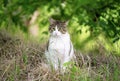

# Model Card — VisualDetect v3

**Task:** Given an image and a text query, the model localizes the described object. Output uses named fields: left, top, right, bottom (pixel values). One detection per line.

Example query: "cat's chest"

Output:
left=47, top=33, right=71, bottom=55
left=49, top=38, right=66, bottom=50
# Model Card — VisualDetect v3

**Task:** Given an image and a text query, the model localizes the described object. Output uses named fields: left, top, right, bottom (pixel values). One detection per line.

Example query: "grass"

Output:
left=0, top=29, right=120, bottom=81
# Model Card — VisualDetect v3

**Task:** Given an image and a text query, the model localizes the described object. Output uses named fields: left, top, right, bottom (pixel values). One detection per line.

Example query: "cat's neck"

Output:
left=50, top=32, right=70, bottom=39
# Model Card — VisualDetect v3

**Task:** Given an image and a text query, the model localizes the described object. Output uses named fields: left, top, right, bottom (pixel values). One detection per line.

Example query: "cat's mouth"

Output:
left=54, top=35, right=60, bottom=37
left=53, top=33, right=61, bottom=37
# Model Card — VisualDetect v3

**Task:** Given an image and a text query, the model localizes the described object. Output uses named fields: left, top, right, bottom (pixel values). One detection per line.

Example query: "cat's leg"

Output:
left=45, top=51, right=55, bottom=71
left=54, top=64, right=58, bottom=70
left=50, top=57, right=59, bottom=71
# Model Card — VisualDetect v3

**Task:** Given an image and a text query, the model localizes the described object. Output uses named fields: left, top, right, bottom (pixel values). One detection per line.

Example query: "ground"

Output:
left=0, top=30, right=120, bottom=81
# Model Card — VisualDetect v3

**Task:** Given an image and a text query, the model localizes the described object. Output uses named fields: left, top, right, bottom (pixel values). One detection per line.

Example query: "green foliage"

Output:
left=0, top=0, right=120, bottom=54
left=0, top=0, right=120, bottom=41
left=63, top=61, right=92, bottom=81
left=0, top=0, right=119, bottom=54
left=22, top=53, right=28, bottom=65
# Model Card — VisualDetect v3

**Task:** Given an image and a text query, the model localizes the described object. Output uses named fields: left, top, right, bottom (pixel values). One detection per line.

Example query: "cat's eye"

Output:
left=58, top=27, right=61, bottom=31
left=63, top=27, right=66, bottom=31
left=52, top=27, right=55, bottom=30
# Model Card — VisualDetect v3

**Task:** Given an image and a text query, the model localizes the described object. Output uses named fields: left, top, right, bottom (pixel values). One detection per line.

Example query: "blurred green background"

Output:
left=0, top=0, right=120, bottom=54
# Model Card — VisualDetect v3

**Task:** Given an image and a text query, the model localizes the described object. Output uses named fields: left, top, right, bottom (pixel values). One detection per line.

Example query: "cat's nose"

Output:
left=55, top=32, right=59, bottom=36
left=55, top=33, right=58, bottom=36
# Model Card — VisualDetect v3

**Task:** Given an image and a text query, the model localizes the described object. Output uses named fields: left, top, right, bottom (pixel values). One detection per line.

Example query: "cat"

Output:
left=45, top=18, right=75, bottom=71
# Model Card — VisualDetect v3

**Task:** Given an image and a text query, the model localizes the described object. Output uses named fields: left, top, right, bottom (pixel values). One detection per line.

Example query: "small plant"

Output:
left=22, top=53, right=28, bottom=65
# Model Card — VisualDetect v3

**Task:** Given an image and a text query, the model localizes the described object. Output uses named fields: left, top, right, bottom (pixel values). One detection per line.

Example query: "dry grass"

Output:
left=0, top=30, right=120, bottom=81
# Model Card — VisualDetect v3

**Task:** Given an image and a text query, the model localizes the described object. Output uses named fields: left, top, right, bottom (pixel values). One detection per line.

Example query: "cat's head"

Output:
left=49, top=18, right=68, bottom=37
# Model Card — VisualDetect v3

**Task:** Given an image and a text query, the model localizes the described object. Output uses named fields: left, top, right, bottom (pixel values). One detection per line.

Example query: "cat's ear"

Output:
left=49, top=18, right=55, bottom=24
left=64, top=20, right=69, bottom=26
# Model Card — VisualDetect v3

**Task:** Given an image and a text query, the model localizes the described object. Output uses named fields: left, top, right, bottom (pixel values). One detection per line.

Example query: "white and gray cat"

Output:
left=45, top=18, right=75, bottom=71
